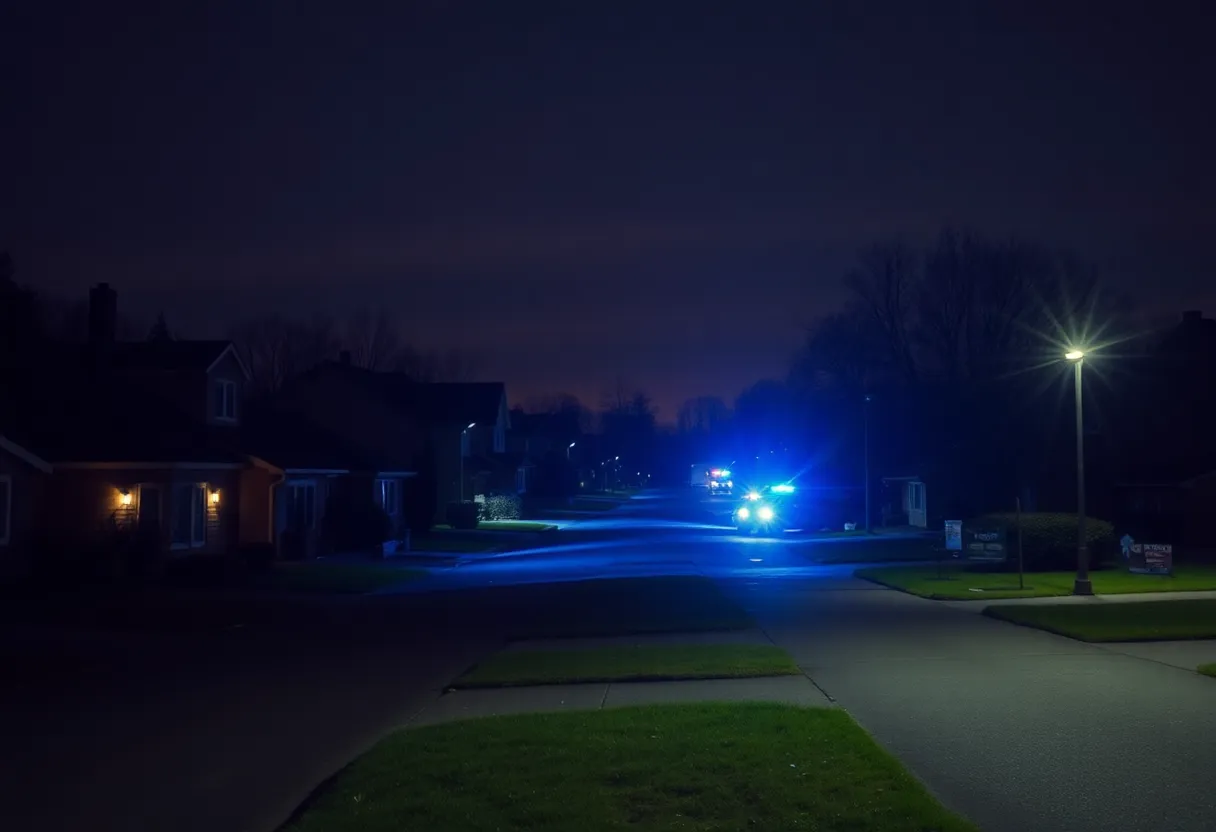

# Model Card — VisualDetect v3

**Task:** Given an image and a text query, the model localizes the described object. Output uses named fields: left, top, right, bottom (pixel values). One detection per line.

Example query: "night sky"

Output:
left=7, top=2, right=1213, bottom=419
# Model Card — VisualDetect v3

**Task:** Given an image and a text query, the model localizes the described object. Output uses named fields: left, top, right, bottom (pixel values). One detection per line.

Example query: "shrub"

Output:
left=404, top=441, right=439, bottom=534
left=446, top=501, right=480, bottom=529
left=323, top=496, right=391, bottom=553
left=239, top=542, right=277, bottom=573
left=481, top=493, right=522, bottom=521
left=971, top=512, right=1115, bottom=571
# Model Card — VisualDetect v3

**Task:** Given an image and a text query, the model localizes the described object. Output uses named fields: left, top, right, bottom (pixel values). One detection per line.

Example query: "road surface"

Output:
left=3, top=488, right=1213, bottom=832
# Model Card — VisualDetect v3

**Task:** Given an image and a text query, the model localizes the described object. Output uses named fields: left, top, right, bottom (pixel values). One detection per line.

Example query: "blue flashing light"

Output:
left=745, top=491, right=762, bottom=501
left=771, top=484, right=795, bottom=494
left=719, top=469, right=731, bottom=477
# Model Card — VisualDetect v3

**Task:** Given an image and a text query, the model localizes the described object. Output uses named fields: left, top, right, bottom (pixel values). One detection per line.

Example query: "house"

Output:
left=0, top=282, right=404, bottom=577
left=242, top=402, right=416, bottom=559
left=278, top=356, right=512, bottom=519
left=880, top=475, right=928, bottom=528
left=0, top=434, right=52, bottom=579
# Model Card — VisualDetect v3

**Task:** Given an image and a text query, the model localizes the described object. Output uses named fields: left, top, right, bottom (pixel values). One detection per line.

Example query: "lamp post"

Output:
left=863, top=394, right=872, bottom=533
left=567, top=441, right=576, bottom=460
left=1065, top=350, right=1092, bottom=595
left=460, top=422, right=475, bottom=502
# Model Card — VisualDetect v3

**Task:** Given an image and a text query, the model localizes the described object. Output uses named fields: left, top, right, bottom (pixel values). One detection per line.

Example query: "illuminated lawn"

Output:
left=856, top=564, right=1216, bottom=600
left=475, top=521, right=557, bottom=532
left=455, top=644, right=799, bottom=688
left=262, top=563, right=426, bottom=594
left=281, top=704, right=977, bottom=832
left=984, top=599, right=1216, bottom=641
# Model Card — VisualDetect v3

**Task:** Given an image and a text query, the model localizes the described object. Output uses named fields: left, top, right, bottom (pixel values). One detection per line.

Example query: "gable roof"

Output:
left=242, top=403, right=412, bottom=473
left=108, top=340, right=250, bottom=379
left=0, top=434, right=52, bottom=473
left=399, top=382, right=507, bottom=426
left=0, top=364, right=246, bottom=466
left=307, top=362, right=506, bottom=427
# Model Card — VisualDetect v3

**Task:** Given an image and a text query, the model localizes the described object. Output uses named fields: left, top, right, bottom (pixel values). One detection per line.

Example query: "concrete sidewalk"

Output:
left=406, top=627, right=832, bottom=726
left=943, top=587, right=1216, bottom=613
left=731, top=580, right=1216, bottom=832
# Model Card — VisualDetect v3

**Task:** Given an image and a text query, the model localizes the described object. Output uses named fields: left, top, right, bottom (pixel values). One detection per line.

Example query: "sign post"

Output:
left=965, top=526, right=1008, bottom=563
left=1015, top=497, right=1025, bottom=590
left=1122, top=534, right=1174, bottom=576
left=943, top=520, right=963, bottom=579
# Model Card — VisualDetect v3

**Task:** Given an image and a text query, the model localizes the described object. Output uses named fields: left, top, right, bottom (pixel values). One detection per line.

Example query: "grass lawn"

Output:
left=261, top=563, right=426, bottom=594
left=984, top=599, right=1216, bottom=641
left=1199, top=664, right=1216, bottom=678
left=409, top=533, right=501, bottom=554
left=455, top=644, right=800, bottom=688
left=510, top=576, right=755, bottom=639
left=281, top=703, right=976, bottom=832
left=475, top=520, right=557, bottom=532
left=856, top=564, right=1216, bottom=600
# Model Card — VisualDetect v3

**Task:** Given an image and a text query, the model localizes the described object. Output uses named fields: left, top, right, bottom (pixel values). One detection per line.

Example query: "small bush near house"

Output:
left=446, top=500, right=480, bottom=529
left=404, top=441, right=439, bottom=534
left=481, top=493, right=522, bottom=521
left=239, top=542, right=277, bottom=573
left=970, top=512, right=1115, bottom=571
left=324, top=497, right=392, bottom=553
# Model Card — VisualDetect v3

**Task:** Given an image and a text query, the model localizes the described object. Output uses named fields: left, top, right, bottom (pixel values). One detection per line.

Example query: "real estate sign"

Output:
left=1122, top=534, right=1173, bottom=575
left=964, top=526, right=1007, bottom=562
left=945, top=520, right=963, bottom=552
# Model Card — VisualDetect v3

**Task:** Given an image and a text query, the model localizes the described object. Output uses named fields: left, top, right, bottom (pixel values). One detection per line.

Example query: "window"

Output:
left=170, top=483, right=207, bottom=549
left=214, top=379, right=237, bottom=421
left=286, top=482, right=317, bottom=531
left=377, top=479, right=399, bottom=515
left=0, top=475, right=11, bottom=546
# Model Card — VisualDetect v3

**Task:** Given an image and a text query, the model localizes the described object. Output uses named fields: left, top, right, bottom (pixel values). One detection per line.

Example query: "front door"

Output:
left=137, top=485, right=161, bottom=537
left=908, top=482, right=927, bottom=528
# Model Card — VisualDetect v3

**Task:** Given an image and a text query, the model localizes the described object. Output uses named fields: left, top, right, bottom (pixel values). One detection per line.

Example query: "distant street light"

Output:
left=460, top=422, right=476, bottom=502
left=567, top=441, right=576, bottom=460
left=1065, top=349, right=1092, bottom=595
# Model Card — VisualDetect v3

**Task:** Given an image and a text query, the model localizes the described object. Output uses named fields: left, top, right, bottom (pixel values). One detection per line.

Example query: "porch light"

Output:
left=119, top=489, right=132, bottom=506
left=210, top=490, right=221, bottom=505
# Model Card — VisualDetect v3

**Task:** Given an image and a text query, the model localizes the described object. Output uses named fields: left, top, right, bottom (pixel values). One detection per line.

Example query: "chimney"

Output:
left=88, top=282, right=117, bottom=346
left=1182, top=310, right=1202, bottom=324
left=338, top=349, right=352, bottom=366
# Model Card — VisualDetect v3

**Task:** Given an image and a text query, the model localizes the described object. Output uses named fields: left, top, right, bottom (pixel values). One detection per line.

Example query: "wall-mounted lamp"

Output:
left=209, top=490, right=220, bottom=505
left=119, top=489, right=133, bottom=506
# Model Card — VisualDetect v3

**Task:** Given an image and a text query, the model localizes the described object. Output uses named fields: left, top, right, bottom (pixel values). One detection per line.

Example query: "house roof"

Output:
left=242, top=403, right=411, bottom=473
left=310, top=362, right=506, bottom=427
left=398, top=382, right=506, bottom=426
left=0, top=434, right=52, bottom=473
left=0, top=365, right=246, bottom=465
left=108, top=340, right=249, bottom=378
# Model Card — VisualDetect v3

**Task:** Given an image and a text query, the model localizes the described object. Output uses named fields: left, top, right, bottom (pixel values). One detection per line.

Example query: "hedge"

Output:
left=971, top=512, right=1115, bottom=571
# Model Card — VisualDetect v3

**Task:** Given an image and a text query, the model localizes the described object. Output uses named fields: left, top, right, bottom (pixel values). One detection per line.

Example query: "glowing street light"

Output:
left=460, top=422, right=476, bottom=502
left=1065, top=348, right=1092, bottom=595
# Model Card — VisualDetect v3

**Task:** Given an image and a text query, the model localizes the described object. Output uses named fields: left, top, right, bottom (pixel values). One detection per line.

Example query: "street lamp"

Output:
left=460, top=422, right=475, bottom=502
left=1065, top=350, right=1092, bottom=595
left=863, top=394, right=873, bottom=533
left=567, top=441, right=576, bottom=460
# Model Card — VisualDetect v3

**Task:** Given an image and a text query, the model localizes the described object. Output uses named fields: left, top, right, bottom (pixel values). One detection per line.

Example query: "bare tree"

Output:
left=790, top=302, right=879, bottom=396
left=345, top=307, right=401, bottom=370
left=392, top=345, right=480, bottom=382
left=676, top=396, right=730, bottom=435
left=230, top=313, right=339, bottom=394
left=845, top=241, right=921, bottom=384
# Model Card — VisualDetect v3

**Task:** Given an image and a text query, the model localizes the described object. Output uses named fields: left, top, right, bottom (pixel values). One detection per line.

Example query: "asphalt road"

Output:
left=3, top=487, right=1212, bottom=832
